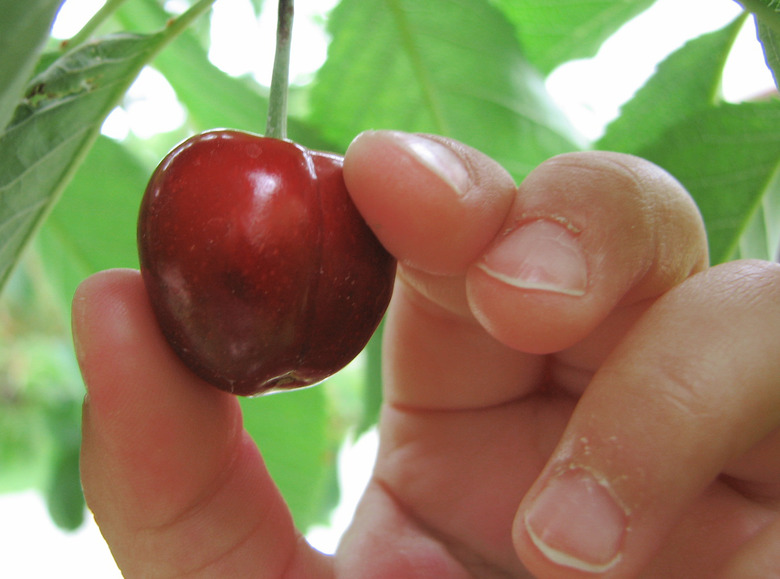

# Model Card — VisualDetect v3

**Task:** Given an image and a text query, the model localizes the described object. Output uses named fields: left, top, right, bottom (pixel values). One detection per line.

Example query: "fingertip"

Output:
left=73, top=269, right=145, bottom=348
left=71, top=269, right=132, bottom=371
left=74, top=268, right=230, bottom=413
left=465, top=151, right=708, bottom=354
left=73, top=269, right=150, bottom=410
left=513, top=466, right=629, bottom=575
left=344, top=130, right=516, bottom=275
left=467, top=218, right=593, bottom=354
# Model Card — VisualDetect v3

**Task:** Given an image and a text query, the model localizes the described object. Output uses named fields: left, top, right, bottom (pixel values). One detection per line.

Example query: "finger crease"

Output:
left=374, top=477, right=519, bottom=579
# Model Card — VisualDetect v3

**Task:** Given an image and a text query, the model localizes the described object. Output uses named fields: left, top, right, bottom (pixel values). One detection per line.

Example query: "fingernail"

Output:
left=477, top=219, right=587, bottom=296
left=389, top=132, right=470, bottom=196
left=524, top=468, right=627, bottom=573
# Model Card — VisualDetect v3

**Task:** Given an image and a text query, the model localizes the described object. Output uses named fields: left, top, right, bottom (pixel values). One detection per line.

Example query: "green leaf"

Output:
left=35, top=135, right=150, bottom=312
left=115, top=0, right=333, bottom=149
left=492, top=0, right=656, bottom=75
left=310, top=0, right=582, bottom=179
left=116, top=0, right=267, bottom=134
left=734, top=2, right=780, bottom=87
left=596, top=13, right=780, bottom=264
left=45, top=445, right=85, bottom=531
left=240, top=386, right=334, bottom=531
left=758, top=19, right=780, bottom=89
left=0, top=0, right=63, bottom=131
left=0, top=397, right=52, bottom=494
left=637, top=101, right=780, bottom=264
left=0, top=35, right=154, bottom=294
left=598, top=16, right=746, bottom=154
left=737, top=0, right=780, bottom=34
left=736, top=160, right=780, bottom=260
left=0, top=1, right=215, bottom=295
left=44, top=397, right=84, bottom=530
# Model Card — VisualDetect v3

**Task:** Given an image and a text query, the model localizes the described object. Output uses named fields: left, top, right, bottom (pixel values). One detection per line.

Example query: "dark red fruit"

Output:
left=137, top=129, right=396, bottom=396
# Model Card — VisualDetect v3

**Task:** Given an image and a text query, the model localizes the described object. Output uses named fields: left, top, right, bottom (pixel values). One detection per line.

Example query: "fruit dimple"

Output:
left=138, top=129, right=396, bottom=396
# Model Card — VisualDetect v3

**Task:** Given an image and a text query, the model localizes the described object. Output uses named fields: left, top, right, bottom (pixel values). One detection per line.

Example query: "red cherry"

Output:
left=137, top=130, right=396, bottom=396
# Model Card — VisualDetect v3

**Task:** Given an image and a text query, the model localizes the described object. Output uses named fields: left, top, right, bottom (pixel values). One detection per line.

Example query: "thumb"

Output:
left=75, top=269, right=330, bottom=578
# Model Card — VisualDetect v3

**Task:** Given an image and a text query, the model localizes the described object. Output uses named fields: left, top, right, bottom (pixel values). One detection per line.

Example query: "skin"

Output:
left=74, top=130, right=780, bottom=578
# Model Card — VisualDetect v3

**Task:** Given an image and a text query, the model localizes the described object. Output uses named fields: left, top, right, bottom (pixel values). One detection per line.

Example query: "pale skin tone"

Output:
left=74, top=130, right=780, bottom=578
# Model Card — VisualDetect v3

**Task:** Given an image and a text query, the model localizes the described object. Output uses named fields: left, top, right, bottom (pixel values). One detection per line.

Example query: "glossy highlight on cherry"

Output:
left=137, top=129, right=396, bottom=396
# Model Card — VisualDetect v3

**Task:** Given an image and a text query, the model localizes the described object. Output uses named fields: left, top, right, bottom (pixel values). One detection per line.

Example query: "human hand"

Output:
left=74, top=131, right=780, bottom=578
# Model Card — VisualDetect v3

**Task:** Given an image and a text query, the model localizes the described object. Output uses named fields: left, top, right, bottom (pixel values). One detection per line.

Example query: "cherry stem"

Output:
left=266, top=0, right=294, bottom=140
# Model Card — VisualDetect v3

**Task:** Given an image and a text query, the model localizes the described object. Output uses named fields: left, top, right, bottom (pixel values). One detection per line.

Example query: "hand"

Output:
left=74, top=131, right=780, bottom=578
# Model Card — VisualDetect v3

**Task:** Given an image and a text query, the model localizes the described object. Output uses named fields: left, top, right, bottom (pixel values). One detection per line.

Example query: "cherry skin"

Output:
left=137, top=129, right=396, bottom=396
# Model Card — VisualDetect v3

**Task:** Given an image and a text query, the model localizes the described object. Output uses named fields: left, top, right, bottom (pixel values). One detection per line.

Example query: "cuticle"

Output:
left=551, top=461, right=633, bottom=517
left=502, top=214, right=582, bottom=239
